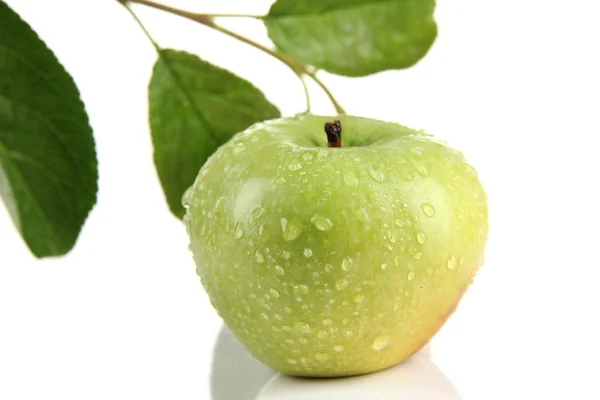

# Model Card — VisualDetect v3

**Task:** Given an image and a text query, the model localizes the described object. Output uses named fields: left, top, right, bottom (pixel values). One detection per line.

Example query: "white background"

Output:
left=1, top=0, right=599, bottom=399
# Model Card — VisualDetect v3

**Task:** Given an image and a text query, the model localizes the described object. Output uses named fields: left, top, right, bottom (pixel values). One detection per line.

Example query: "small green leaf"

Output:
left=149, top=49, right=280, bottom=219
left=264, top=0, right=438, bottom=77
left=0, top=3, right=98, bottom=258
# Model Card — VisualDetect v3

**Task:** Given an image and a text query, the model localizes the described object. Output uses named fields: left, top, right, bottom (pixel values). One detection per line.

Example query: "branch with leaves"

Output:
left=0, top=0, right=438, bottom=258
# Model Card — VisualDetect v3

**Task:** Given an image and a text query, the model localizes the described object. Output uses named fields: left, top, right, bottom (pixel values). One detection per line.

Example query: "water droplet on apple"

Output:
left=303, top=248, right=313, bottom=257
left=368, top=168, right=385, bottom=183
left=447, top=254, right=457, bottom=270
left=295, top=284, right=309, bottom=295
left=318, top=330, right=328, bottom=339
left=407, top=271, right=415, bottom=280
left=255, top=251, right=265, bottom=263
left=282, top=250, right=291, bottom=259
left=281, top=218, right=303, bottom=241
left=353, top=293, right=365, bottom=304
left=269, top=288, right=280, bottom=298
left=315, top=353, right=329, bottom=361
left=341, top=256, right=354, bottom=271
left=416, top=165, right=428, bottom=177
left=393, top=303, right=400, bottom=311
left=274, top=314, right=282, bottom=321
left=302, top=153, right=313, bottom=161
left=311, top=214, right=334, bottom=231
left=416, top=231, right=427, bottom=244
left=322, top=319, right=333, bottom=326
left=413, top=251, right=422, bottom=259
left=275, top=265, right=285, bottom=276
left=299, top=337, right=308, bottom=344
left=295, top=322, right=311, bottom=334
left=421, top=203, right=435, bottom=217
left=410, top=147, right=423, bottom=156
left=234, top=222, right=244, bottom=238
left=288, top=162, right=302, bottom=171
left=282, top=325, right=292, bottom=332
left=285, top=338, right=294, bottom=345
left=287, top=358, right=297, bottom=365
left=233, top=143, right=246, bottom=154
left=345, top=330, right=354, bottom=337
left=333, top=345, right=345, bottom=352
left=261, top=313, right=269, bottom=320
left=401, top=172, right=414, bottom=181
left=395, top=219, right=405, bottom=227
left=343, top=171, right=359, bottom=187
left=381, top=263, right=388, bottom=270
left=284, top=306, right=292, bottom=314
left=275, top=177, right=287, bottom=185
left=459, top=256, right=465, bottom=265
left=325, top=264, right=333, bottom=272
left=380, top=206, right=388, bottom=212
left=251, top=207, right=264, bottom=219
left=372, top=335, right=390, bottom=351
left=300, top=357, right=309, bottom=364
left=335, top=279, right=348, bottom=291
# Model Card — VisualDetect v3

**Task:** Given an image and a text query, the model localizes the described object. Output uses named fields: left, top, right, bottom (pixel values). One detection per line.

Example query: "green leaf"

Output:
left=264, top=0, right=438, bottom=77
left=148, top=49, right=280, bottom=219
left=0, top=3, right=98, bottom=258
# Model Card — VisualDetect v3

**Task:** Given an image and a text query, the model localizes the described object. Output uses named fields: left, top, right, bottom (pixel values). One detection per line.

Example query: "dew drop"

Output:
left=261, top=313, right=269, bottom=320
left=300, top=357, right=309, bottom=364
left=345, top=330, right=354, bottom=337
left=410, top=147, right=423, bottom=156
left=284, top=306, right=293, bottom=314
left=287, top=358, right=297, bottom=365
left=281, top=218, right=303, bottom=241
left=343, top=171, right=359, bottom=187
left=413, top=251, right=422, bottom=260
left=295, top=284, right=308, bottom=295
left=275, top=265, right=285, bottom=276
left=302, top=153, right=314, bottom=161
left=381, top=263, right=388, bottom=270
left=274, top=314, right=282, bottom=320
left=318, top=330, right=328, bottom=339
left=295, top=322, right=311, bottom=334
left=282, top=325, right=292, bottom=332
left=322, top=319, right=333, bottom=326
left=255, top=251, right=265, bottom=263
left=275, top=177, right=287, bottom=185
left=251, top=207, right=264, bottom=219
left=303, top=248, right=313, bottom=257
left=401, top=172, right=414, bottom=181
left=333, top=345, right=345, bottom=352
left=311, top=214, right=334, bottom=231
left=335, top=279, right=349, bottom=291
left=341, top=256, right=354, bottom=272
left=233, top=143, right=246, bottom=154
left=395, top=219, right=405, bottom=227
left=372, top=335, right=390, bottom=351
left=416, top=165, right=428, bottom=177
left=325, top=264, right=333, bottom=273
left=353, top=293, right=365, bottom=304
left=421, top=203, right=436, bottom=217
left=408, top=271, right=415, bottom=281
left=285, top=338, right=295, bottom=345
left=459, top=256, right=465, bottom=265
left=380, top=206, right=388, bottom=212
left=299, top=337, right=308, bottom=344
left=269, top=288, right=280, bottom=298
left=234, top=222, right=244, bottom=238
left=447, top=254, right=457, bottom=270
left=416, top=231, right=427, bottom=244
left=368, top=168, right=385, bottom=183
left=282, top=251, right=291, bottom=259
left=288, top=162, right=302, bottom=171
left=315, top=353, right=330, bottom=361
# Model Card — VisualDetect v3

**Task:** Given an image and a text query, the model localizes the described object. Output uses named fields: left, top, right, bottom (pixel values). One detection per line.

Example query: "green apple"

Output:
left=183, top=115, right=488, bottom=377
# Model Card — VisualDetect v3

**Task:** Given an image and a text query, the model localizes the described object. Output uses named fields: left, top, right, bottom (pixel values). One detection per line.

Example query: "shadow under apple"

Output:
left=211, top=324, right=454, bottom=400
left=210, top=325, right=277, bottom=400
left=256, top=350, right=460, bottom=400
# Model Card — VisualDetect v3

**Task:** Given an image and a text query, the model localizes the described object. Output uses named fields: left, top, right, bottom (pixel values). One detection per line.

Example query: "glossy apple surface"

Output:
left=183, top=115, right=488, bottom=377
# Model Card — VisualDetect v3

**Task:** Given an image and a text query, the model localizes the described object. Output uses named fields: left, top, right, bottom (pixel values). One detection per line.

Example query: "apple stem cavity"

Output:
left=325, top=120, right=342, bottom=148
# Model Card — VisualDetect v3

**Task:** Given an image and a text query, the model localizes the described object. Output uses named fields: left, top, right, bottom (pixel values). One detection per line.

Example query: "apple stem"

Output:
left=325, top=120, right=342, bottom=148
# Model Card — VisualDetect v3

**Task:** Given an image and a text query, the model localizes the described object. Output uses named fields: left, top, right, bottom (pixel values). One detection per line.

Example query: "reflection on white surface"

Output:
left=257, top=351, right=460, bottom=400
left=211, top=324, right=455, bottom=400
left=211, top=326, right=276, bottom=400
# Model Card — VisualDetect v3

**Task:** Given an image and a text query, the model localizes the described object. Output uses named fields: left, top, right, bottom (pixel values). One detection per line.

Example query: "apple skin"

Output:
left=183, top=115, right=488, bottom=377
